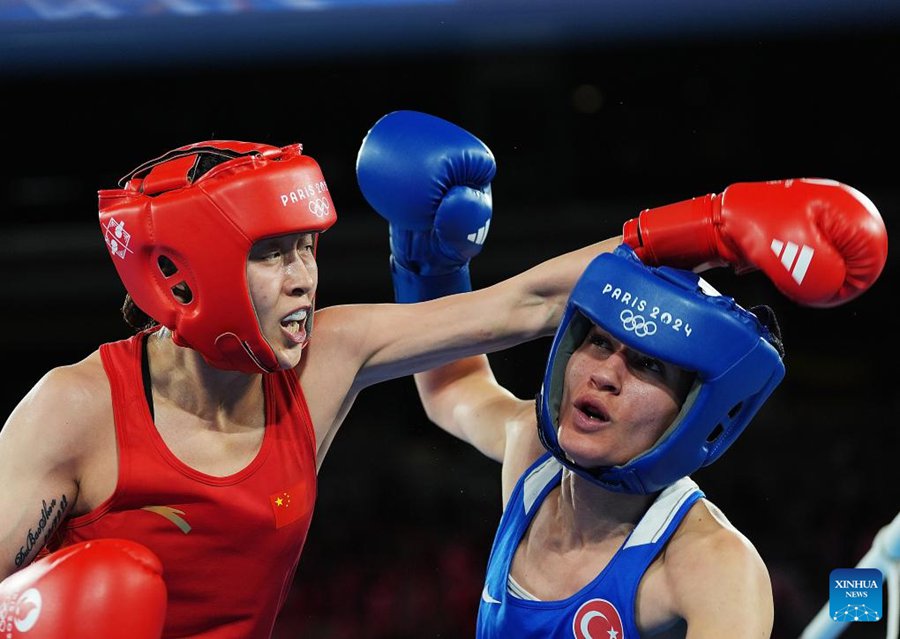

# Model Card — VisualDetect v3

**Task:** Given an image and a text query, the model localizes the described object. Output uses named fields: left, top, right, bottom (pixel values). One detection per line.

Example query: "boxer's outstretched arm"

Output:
left=321, top=235, right=623, bottom=391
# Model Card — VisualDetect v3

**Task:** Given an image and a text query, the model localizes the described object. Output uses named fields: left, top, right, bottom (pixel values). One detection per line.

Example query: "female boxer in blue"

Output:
left=359, top=113, right=887, bottom=638
left=409, top=246, right=784, bottom=638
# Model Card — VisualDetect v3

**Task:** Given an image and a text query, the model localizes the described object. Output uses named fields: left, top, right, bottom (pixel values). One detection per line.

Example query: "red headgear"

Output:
left=98, top=140, right=337, bottom=373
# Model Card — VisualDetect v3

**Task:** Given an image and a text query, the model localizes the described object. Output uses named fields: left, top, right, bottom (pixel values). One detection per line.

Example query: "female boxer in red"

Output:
left=0, top=115, right=623, bottom=639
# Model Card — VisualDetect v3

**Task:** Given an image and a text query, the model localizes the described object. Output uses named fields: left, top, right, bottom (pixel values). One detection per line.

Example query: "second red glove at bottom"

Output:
left=0, top=538, right=167, bottom=639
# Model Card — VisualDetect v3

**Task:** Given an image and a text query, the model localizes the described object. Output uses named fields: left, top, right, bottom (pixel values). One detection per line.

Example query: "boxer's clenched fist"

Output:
left=0, top=539, right=166, bottom=638
left=357, top=110, right=495, bottom=303
left=623, top=179, right=888, bottom=307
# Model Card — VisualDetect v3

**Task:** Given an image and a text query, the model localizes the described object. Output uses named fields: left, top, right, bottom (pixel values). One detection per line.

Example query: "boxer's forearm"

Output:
left=495, top=235, right=623, bottom=337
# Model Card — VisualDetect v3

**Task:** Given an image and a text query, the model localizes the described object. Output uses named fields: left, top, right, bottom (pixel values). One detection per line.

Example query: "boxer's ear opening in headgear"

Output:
left=154, top=255, right=193, bottom=305
left=157, top=256, right=178, bottom=277
left=536, top=244, right=786, bottom=494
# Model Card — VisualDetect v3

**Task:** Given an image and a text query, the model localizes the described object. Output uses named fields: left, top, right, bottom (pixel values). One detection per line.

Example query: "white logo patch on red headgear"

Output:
left=572, top=598, right=624, bottom=639
left=103, top=217, right=133, bottom=260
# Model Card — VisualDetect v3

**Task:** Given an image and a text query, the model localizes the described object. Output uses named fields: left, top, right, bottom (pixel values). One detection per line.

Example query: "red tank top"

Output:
left=54, top=331, right=317, bottom=638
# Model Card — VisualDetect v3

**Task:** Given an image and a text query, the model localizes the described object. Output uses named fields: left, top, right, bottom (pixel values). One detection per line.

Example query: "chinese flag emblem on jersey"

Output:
left=269, top=482, right=309, bottom=529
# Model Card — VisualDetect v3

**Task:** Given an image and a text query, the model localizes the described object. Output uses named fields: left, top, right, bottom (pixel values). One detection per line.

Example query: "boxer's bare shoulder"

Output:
left=18, top=349, right=113, bottom=449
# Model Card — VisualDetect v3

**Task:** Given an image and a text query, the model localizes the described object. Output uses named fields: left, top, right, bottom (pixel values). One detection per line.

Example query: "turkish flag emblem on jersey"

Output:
left=269, top=482, right=312, bottom=529
left=572, top=598, right=625, bottom=639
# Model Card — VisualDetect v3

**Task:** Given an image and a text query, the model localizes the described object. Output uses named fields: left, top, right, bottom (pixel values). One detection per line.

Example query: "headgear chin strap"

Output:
left=536, top=244, right=785, bottom=494
left=98, top=140, right=337, bottom=373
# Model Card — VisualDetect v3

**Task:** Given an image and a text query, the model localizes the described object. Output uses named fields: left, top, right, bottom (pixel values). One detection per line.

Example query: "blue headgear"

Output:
left=536, top=244, right=785, bottom=494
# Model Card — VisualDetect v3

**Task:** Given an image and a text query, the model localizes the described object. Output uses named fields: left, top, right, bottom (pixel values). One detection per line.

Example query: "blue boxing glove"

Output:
left=356, top=110, right=495, bottom=302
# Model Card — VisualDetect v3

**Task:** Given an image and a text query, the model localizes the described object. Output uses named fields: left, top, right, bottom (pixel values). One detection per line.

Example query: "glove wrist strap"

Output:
left=391, top=256, right=472, bottom=303
left=625, top=194, right=728, bottom=269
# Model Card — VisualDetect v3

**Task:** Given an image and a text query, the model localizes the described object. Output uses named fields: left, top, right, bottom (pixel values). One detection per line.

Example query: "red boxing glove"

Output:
left=623, top=179, right=889, bottom=307
left=0, top=539, right=166, bottom=639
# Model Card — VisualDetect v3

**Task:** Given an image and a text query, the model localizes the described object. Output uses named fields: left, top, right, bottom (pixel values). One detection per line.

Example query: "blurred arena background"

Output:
left=2, top=1, right=899, bottom=637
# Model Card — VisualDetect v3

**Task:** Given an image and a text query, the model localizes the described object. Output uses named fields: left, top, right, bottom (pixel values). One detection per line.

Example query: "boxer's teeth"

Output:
left=281, top=309, right=308, bottom=335
left=281, top=309, right=308, bottom=326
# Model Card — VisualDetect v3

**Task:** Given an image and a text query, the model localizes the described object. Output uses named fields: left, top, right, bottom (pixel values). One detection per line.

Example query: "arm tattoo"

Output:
left=14, top=495, right=70, bottom=568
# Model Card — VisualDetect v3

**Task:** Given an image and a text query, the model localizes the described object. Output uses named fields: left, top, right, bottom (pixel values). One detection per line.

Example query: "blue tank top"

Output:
left=477, top=452, right=704, bottom=639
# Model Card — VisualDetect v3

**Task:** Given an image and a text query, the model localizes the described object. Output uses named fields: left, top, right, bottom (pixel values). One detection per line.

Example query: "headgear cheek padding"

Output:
left=98, top=140, right=337, bottom=373
left=537, top=244, right=785, bottom=494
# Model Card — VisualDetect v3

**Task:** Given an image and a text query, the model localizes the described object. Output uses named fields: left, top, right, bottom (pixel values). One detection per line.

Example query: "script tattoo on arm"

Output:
left=13, top=494, right=70, bottom=568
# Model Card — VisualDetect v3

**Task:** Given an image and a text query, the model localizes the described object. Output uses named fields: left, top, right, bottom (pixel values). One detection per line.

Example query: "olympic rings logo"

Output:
left=308, top=198, right=330, bottom=218
left=620, top=309, right=657, bottom=337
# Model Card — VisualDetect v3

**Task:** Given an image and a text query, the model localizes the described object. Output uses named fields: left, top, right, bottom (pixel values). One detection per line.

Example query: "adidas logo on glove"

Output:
left=468, top=220, right=491, bottom=246
left=770, top=238, right=814, bottom=285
